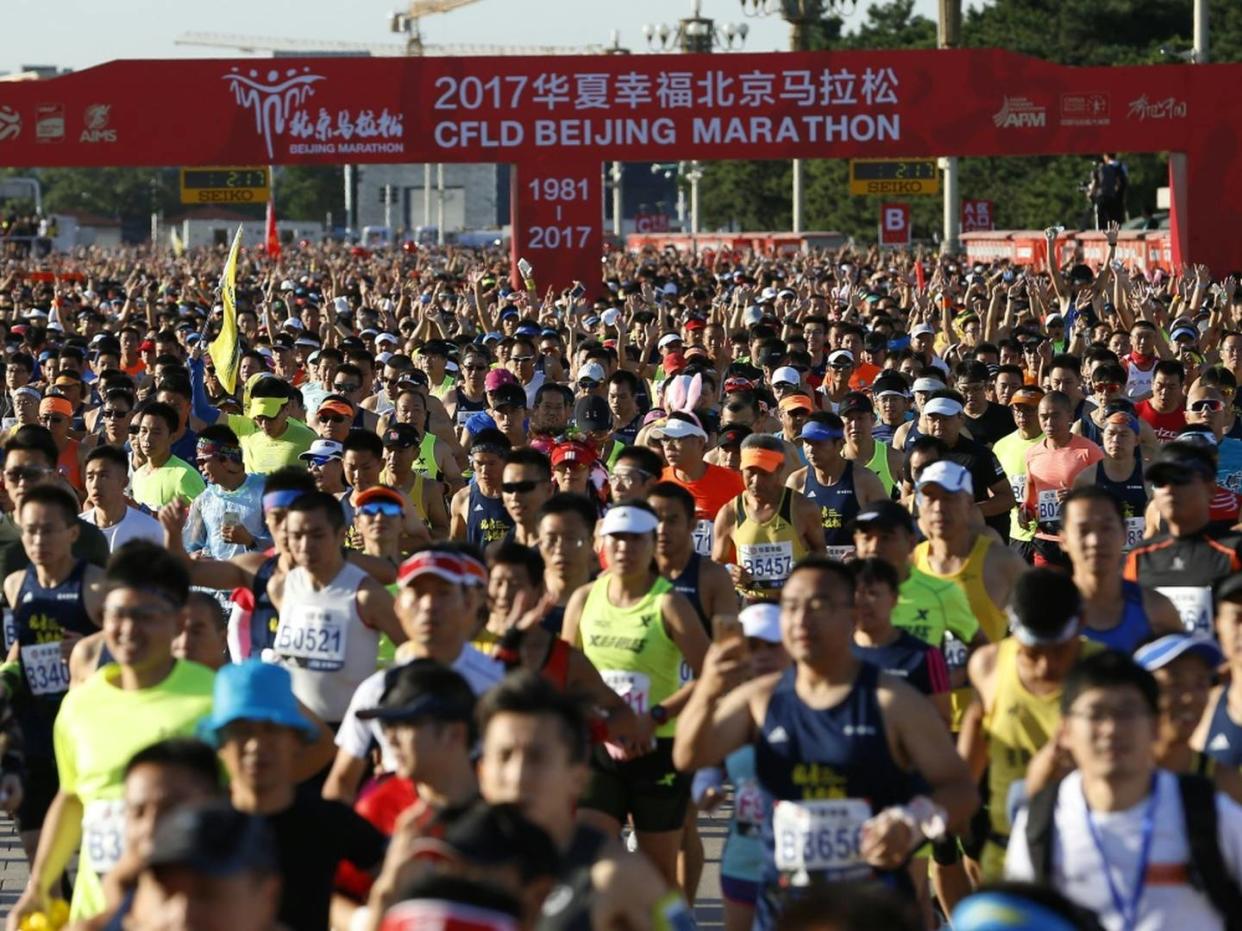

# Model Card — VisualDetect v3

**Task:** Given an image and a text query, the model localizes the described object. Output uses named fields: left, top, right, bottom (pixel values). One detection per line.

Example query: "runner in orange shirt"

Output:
left=659, top=412, right=744, bottom=559
left=1022, top=390, right=1104, bottom=568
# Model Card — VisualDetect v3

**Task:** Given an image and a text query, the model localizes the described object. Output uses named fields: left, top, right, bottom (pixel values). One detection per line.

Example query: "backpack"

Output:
left=1025, top=772, right=1242, bottom=931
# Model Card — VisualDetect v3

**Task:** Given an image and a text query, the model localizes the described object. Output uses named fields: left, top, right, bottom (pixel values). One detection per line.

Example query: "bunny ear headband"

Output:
left=663, top=373, right=703, bottom=415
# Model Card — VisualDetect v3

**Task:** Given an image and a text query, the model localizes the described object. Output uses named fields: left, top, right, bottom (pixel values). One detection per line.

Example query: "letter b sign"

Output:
left=879, top=203, right=911, bottom=246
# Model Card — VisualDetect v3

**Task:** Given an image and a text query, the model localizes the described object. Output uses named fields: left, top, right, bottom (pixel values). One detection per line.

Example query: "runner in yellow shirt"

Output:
left=7, top=541, right=215, bottom=926
left=240, top=388, right=316, bottom=475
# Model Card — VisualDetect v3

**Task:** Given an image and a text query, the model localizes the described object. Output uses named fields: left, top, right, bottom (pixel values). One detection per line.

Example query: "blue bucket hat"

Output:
left=200, top=660, right=318, bottom=744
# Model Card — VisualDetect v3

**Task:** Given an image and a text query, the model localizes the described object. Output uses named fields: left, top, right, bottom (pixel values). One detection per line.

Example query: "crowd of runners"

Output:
left=0, top=220, right=1237, bottom=931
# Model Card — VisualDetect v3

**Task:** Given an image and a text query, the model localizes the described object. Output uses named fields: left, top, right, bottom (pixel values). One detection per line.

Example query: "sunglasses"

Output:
left=501, top=480, right=539, bottom=494
left=3, top=466, right=48, bottom=483
left=465, top=364, right=489, bottom=373
left=1093, top=382, right=1121, bottom=393
left=1151, top=473, right=1200, bottom=488
left=1190, top=399, right=1225, bottom=412
left=39, top=415, right=66, bottom=425
left=359, top=501, right=403, bottom=517
left=511, top=355, right=535, bottom=363
left=333, top=383, right=361, bottom=393
left=318, top=413, right=347, bottom=425
left=101, top=408, right=131, bottom=419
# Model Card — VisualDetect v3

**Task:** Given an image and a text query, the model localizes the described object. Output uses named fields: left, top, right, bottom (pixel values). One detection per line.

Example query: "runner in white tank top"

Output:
left=267, top=492, right=406, bottom=724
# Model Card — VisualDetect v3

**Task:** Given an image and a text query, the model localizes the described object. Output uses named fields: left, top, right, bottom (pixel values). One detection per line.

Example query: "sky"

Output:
left=2, top=0, right=956, bottom=73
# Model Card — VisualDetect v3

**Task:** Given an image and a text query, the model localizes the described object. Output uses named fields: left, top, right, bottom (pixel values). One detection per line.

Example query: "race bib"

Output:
left=82, top=798, right=126, bottom=875
left=826, top=545, right=855, bottom=562
left=692, top=519, right=714, bottom=557
left=773, top=798, right=871, bottom=877
left=735, top=778, right=766, bottom=837
left=274, top=605, right=347, bottom=670
left=1124, top=517, right=1145, bottom=551
left=1036, top=489, right=1062, bottom=527
left=738, top=541, right=795, bottom=585
left=942, top=631, right=968, bottom=671
left=1157, top=586, right=1214, bottom=637
left=1009, top=472, right=1026, bottom=501
left=21, top=642, right=69, bottom=696
left=601, top=669, right=652, bottom=716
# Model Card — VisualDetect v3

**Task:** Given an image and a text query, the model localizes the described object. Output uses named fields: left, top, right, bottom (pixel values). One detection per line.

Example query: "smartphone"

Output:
left=517, top=258, right=533, bottom=278
left=569, top=283, right=586, bottom=299
left=712, top=613, right=745, bottom=646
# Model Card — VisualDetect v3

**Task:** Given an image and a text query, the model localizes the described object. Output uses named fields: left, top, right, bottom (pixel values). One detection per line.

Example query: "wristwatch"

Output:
left=650, top=705, right=670, bottom=726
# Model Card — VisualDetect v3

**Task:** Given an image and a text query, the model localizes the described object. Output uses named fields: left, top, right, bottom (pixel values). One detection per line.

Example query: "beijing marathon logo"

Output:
left=224, top=66, right=405, bottom=157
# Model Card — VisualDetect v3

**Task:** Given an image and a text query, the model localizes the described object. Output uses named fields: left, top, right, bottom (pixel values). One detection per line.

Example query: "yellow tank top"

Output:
left=733, top=488, right=808, bottom=600
left=913, top=534, right=1009, bottom=643
left=984, top=637, right=1066, bottom=839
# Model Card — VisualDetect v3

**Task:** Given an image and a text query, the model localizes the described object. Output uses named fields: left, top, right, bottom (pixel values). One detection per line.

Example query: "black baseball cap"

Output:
left=1145, top=441, right=1217, bottom=486
left=573, top=394, right=612, bottom=434
left=719, top=424, right=753, bottom=448
left=146, top=802, right=278, bottom=877
left=853, top=499, right=915, bottom=535
left=383, top=423, right=420, bottom=449
left=357, top=659, right=476, bottom=725
left=489, top=383, right=527, bottom=410
left=838, top=391, right=874, bottom=417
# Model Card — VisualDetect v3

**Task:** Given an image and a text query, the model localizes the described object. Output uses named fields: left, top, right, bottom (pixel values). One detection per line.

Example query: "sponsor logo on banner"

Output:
left=223, top=66, right=404, bottom=159
left=80, top=104, right=117, bottom=143
left=34, top=105, right=64, bottom=143
left=879, top=203, right=911, bottom=247
left=992, top=96, right=1046, bottom=129
left=1060, top=93, right=1110, bottom=126
left=1127, top=94, right=1188, bottom=121
left=0, top=107, right=19, bottom=142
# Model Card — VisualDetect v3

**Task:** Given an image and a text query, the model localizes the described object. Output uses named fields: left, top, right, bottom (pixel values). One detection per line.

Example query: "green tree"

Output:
left=275, top=165, right=345, bottom=223
left=38, top=168, right=180, bottom=222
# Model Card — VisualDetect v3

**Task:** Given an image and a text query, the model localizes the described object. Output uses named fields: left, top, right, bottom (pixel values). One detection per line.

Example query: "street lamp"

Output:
left=652, top=161, right=704, bottom=233
left=739, top=0, right=857, bottom=234
left=643, top=1, right=749, bottom=54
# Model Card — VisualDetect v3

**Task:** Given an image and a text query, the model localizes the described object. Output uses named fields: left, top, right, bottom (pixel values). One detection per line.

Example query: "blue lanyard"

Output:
left=1083, top=776, right=1159, bottom=931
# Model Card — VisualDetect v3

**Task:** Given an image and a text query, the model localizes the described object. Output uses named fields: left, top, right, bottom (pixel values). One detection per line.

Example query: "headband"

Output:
left=196, top=439, right=243, bottom=463
left=800, top=422, right=844, bottom=443
left=39, top=396, right=72, bottom=418
left=740, top=448, right=785, bottom=474
left=1007, top=608, right=1080, bottom=647
left=262, top=490, right=305, bottom=512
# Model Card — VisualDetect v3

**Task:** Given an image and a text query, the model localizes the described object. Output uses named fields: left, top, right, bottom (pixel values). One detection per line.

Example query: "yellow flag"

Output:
left=209, top=225, right=243, bottom=395
left=169, top=226, right=185, bottom=257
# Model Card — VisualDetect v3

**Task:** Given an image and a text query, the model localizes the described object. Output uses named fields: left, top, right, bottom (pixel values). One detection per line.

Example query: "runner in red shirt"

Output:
left=1135, top=359, right=1188, bottom=443
left=659, top=412, right=743, bottom=558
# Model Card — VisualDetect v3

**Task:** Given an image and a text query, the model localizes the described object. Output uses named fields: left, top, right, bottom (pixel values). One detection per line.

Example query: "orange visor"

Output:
left=39, top=397, right=72, bottom=418
left=740, top=448, right=784, bottom=474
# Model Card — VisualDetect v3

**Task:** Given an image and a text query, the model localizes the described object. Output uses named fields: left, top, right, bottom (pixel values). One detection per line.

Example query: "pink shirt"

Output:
left=1024, top=435, right=1105, bottom=539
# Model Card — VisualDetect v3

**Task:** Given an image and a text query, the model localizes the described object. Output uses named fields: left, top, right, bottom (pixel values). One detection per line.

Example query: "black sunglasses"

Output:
left=501, top=480, right=539, bottom=494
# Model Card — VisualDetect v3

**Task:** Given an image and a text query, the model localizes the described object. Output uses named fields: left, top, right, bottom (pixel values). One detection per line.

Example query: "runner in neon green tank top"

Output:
left=561, top=502, right=710, bottom=889
left=841, top=392, right=905, bottom=497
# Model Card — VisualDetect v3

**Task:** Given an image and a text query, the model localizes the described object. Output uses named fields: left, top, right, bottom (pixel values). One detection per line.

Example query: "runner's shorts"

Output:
left=579, top=737, right=689, bottom=832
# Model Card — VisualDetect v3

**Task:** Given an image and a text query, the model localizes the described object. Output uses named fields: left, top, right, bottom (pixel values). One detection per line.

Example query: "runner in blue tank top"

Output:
left=1202, top=576, right=1242, bottom=765
left=450, top=429, right=514, bottom=549
left=787, top=413, right=887, bottom=562
left=674, top=555, right=978, bottom=931
left=3, top=485, right=105, bottom=854
left=1061, top=487, right=1182, bottom=653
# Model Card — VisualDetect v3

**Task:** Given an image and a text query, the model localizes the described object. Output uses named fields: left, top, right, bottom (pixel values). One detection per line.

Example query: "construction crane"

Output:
left=174, top=31, right=607, bottom=57
left=391, top=0, right=484, bottom=55
left=176, top=0, right=610, bottom=58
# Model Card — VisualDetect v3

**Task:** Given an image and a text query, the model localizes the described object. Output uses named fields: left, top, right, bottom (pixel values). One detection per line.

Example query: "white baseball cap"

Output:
left=659, top=416, right=708, bottom=440
left=912, top=377, right=946, bottom=393
left=740, top=603, right=782, bottom=643
left=916, top=460, right=974, bottom=496
left=924, top=397, right=964, bottom=417
left=828, top=349, right=854, bottom=366
left=743, top=306, right=764, bottom=326
left=658, top=333, right=683, bottom=350
left=772, top=366, right=801, bottom=387
left=601, top=308, right=620, bottom=327
left=579, top=361, right=607, bottom=384
left=910, top=323, right=936, bottom=338
left=600, top=505, right=659, bottom=536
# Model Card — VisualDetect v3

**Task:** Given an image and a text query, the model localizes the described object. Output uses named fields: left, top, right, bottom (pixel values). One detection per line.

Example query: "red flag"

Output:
left=265, top=198, right=281, bottom=258
left=914, top=259, right=926, bottom=291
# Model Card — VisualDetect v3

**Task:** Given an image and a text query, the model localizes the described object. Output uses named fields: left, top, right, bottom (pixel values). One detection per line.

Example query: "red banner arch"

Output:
left=0, top=48, right=1232, bottom=290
